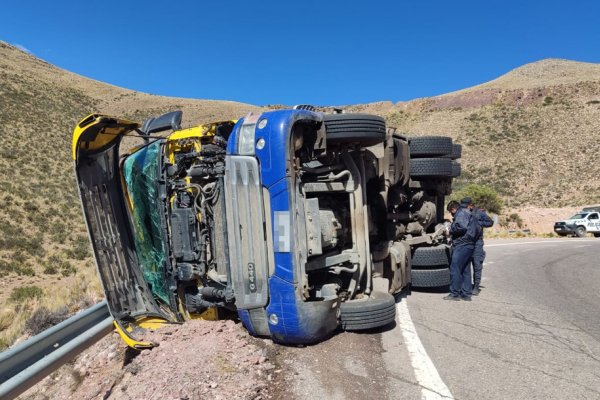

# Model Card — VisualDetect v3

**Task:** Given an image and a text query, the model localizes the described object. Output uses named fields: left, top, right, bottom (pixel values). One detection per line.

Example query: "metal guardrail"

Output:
left=0, top=301, right=113, bottom=400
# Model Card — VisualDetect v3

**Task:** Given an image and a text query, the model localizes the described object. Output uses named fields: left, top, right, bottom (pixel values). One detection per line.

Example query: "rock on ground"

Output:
left=19, top=319, right=277, bottom=400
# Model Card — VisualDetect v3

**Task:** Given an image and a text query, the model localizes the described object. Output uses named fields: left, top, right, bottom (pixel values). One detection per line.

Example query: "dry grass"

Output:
left=0, top=40, right=261, bottom=349
left=0, top=262, right=102, bottom=349
left=348, top=60, right=600, bottom=208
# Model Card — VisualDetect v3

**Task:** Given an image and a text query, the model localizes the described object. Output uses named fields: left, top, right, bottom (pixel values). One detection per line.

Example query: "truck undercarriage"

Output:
left=72, top=108, right=461, bottom=346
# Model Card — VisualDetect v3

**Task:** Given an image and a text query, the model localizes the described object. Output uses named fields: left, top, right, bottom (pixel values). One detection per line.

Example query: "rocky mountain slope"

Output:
left=351, top=59, right=600, bottom=208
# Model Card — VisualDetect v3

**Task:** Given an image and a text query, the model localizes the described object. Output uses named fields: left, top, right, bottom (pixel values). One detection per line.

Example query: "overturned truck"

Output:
left=72, top=108, right=461, bottom=347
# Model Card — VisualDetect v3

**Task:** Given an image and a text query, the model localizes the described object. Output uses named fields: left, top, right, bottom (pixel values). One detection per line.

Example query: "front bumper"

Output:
left=554, top=223, right=576, bottom=234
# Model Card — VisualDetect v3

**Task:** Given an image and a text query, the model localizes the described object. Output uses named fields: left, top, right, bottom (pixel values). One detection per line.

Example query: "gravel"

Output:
left=19, top=319, right=278, bottom=400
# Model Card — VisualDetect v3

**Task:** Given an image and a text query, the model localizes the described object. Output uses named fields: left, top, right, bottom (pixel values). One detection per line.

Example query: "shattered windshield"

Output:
left=123, top=140, right=171, bottom=305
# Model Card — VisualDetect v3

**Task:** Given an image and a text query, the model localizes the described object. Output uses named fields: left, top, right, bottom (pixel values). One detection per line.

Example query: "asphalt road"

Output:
left=274, top=238, right=600, bottom=399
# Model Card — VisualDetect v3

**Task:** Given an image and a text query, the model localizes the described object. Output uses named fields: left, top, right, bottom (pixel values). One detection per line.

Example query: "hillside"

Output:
left=0, top=41, right=261, bottom=348
left=1, top=41, right=599, bottom=348
left=377, top=59, right=600, bottom=207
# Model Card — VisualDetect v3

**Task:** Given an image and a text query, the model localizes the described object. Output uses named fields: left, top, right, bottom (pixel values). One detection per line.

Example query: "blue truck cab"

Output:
left=225, top=109, right=340, bottom=343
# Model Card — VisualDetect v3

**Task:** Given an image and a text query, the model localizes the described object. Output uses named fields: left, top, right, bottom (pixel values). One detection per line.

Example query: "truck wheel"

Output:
left=451, top=161, right=461, bottom=177
left=594, top=233, right=600, bottom=238
left=575, top=226, right=586, bottom=237
left=411, top=268, right=451, bottom=288
left=409, top=136, right=453, bottom=157
left=340, top=291, right=396, bottom=331
left=323, top=114, right=386, bottom=146
left=409, top=158, right=452, bottom=179
left=445, top=143, right=462, bottom=159
left=411, top=244, right=451, bottom=267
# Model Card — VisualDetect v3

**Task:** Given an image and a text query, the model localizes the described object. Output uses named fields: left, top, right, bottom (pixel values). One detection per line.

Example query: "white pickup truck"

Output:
left=554, top=207, right=600, bottom=237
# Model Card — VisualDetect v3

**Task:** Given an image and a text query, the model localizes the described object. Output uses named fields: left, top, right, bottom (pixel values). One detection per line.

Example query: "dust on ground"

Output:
left=19, top=319, right=279, bottom=400
left=505, top=206, right=583, bottom=234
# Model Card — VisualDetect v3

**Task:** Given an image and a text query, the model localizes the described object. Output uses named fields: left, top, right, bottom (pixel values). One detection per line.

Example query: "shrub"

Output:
left=498, top=213, right=525, bottom=229
left=0, top=261, right=10, bottom=277
left=0, top=310, right=15, bottom=331
left=25, top=306, right=70, bottom=335
left=0, top=259, right=36, bottom=277
left=507, top=213, right=524, bottom=228
left=43, top=264, right=58, bottom=274
left=44, top=255, right=77, bottom=276
left=451, top=184, right=503, bottom=214
left=9, top=286, right=44, bottom=302
left=23, top=201, right=39, bottom=213
left=50, top=222, right=69, bottom=244
left=67, top=235, right=91, bottom=260
left=61, top=261, right=77, bottom=277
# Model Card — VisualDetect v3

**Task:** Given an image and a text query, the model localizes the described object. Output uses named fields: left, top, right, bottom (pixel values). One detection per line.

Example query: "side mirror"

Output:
left=140, top=111, right=183, bottom=135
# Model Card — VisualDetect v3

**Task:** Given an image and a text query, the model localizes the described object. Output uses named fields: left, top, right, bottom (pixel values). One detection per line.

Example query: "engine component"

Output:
left=185, top=292, right=223, bottom=312
left=188, top=162, right=225, bottom=177
left=413, top=200, right=436, bottom=228
left=305, top=197, right=349, bottom=256
left=177, top=262, right=205, bottom=281
left=319, top=208, right=343, bottom=250
left=389, top=137, right=410, bottom=186
left=170, top=207, right=198, bottom=262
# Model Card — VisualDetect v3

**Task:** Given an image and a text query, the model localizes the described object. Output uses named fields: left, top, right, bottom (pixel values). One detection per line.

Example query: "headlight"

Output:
left=237, top=115, right=260, bottom=155
left=238, top=122, right=256, bottom=155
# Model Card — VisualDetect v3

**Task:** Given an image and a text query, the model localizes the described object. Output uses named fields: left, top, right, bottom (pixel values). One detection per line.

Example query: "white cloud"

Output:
left=13, top=43, right=34, bottom=55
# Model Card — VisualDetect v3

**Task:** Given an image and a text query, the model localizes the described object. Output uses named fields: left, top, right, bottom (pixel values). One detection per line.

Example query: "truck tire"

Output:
left=409, top=158, right=452, bottom=179
left=411, top=244, right=451, bottom=267
left=323, top=114, right=386, bottom=146
left=409, top=136, right=453, bottom=157
left=340, top=291, right=396, bottom=331
left=445, top=144, right=462, bottom=159
left=411, top=268, right=451, bottom=288
left=594, top=233, right=600, bottom=238
left=575, top=226, right=586, bottom=237
left=451, top=161, right=461, bottom=177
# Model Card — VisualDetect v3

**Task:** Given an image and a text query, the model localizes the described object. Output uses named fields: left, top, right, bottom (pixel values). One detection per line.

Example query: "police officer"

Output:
left=467, top=201, right=493, bottom=295
left=447, top=200, right=459, bottom=219
left=445, top=200, right=459, bottom=241
left=444, top=197, right=481, bottom=301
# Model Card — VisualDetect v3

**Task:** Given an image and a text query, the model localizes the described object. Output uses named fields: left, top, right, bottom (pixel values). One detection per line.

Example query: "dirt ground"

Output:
left=12, top=204, right=598, bottom=400
left=503, top=206, right=582, bottom=234
left=19, top=319, right=278, bottom=400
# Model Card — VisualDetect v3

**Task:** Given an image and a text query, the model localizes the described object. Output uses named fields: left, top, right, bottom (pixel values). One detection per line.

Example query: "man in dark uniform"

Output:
left=447, top=200, right=459, bottom=219
left=467, top=202, right=494, bottom=295
left=444, top=197, right=481, bottom=301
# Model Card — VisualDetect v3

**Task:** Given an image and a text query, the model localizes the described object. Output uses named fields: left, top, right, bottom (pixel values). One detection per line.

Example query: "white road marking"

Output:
left=485, top=239, right=598, bottom=248
left=396, top=300, right=454, bottom=400
left=392, top=238, right=598, bottom=399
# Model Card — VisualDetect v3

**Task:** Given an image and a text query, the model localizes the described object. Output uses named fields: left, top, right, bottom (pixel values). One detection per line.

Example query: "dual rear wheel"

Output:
left=339, top=291, right=396, bottom=331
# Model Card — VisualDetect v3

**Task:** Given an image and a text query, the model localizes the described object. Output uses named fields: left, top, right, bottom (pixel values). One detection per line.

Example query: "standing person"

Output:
left=447, top=200, right=459, bottom=218
left=468, top=203, right=494, bottom=295
left=445, top=200, right=459, bottom=241
left=444, top=197, right=480, bottom=301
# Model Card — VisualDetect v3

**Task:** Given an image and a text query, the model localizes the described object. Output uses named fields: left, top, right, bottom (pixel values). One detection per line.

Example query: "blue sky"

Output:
left=2, top=1, right=599, bottom=105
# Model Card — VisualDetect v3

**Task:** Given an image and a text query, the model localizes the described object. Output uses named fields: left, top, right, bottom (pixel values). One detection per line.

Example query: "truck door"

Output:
left=587, top=213, right=600, bottom=232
